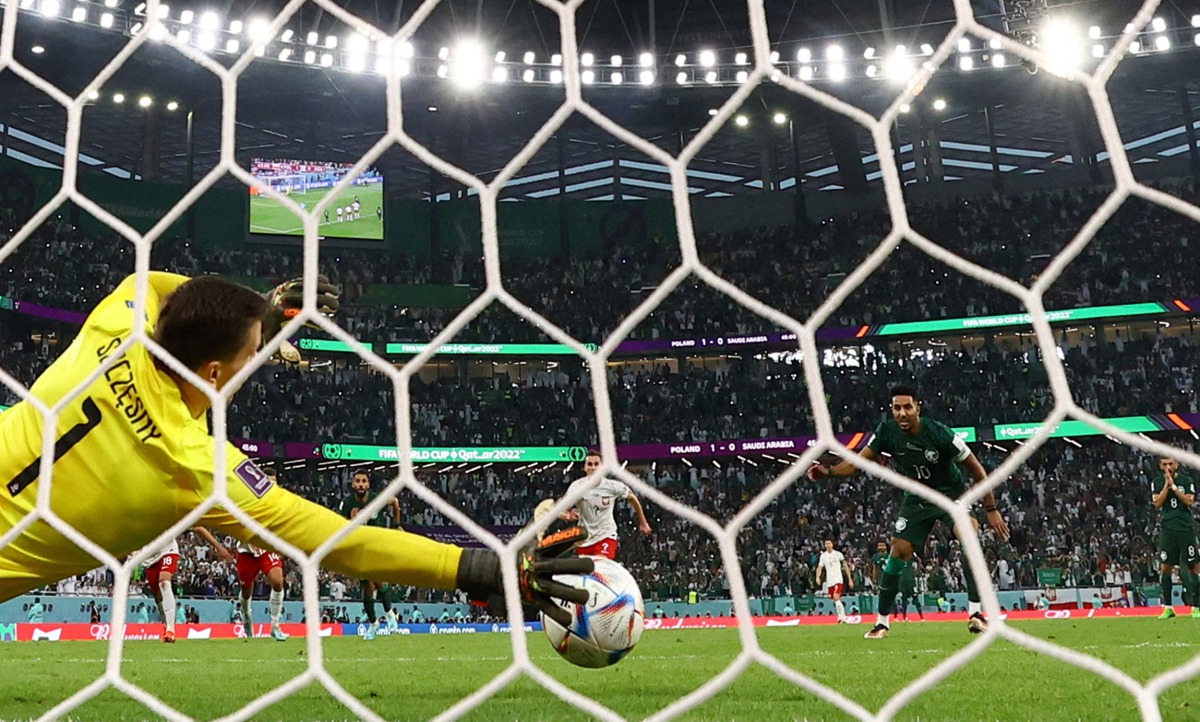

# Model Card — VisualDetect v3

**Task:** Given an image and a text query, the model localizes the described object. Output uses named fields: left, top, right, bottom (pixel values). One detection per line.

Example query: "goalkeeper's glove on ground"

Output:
left=261, top=275, right=340, bottom=364
left=455, top=526, right=594, bottom=628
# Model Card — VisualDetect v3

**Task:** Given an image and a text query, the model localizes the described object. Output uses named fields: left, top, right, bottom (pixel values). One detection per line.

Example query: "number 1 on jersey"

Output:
left=7, top=397, right=103, bottom=497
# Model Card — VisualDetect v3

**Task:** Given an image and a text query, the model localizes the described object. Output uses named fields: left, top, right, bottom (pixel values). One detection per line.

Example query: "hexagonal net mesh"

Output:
left=2, top=0, right=1200, bottom=719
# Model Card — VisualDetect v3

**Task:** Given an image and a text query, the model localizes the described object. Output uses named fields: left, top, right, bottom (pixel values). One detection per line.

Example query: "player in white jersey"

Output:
left=555, top=451, right=651, bottom=560
left=336, top=206, right=344, bottom=223
left=138, top=527, right=229, bottom=642
left=351, top=201, right=361, bottom=220
left=233, top=468, right=289, bottom=640
left=815, top=539, right=854, bottom=623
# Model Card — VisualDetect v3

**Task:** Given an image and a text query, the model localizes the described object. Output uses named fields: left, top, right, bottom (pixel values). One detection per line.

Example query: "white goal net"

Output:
left=1, top=0, right=1199, bottom=719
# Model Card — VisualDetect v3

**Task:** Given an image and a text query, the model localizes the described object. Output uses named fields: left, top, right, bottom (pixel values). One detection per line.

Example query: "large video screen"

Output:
left=248, top=158, right=385, bottom=241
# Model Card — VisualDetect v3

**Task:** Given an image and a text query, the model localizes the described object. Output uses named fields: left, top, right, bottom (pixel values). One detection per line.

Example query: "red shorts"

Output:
left=576, top=538, right=619, bottom=560
left=145, top=554, right=178, bottom=590
left=828, top=583, right=845, bottom=598
left=237, top=552, right=283, bottom=590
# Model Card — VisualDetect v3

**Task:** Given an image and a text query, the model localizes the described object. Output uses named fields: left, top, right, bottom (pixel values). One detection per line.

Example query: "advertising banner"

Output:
left=11, top=623, right=340, bottom=642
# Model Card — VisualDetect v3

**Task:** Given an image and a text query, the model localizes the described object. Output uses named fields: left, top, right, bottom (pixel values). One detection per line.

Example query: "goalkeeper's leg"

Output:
left=362, top=580, right=377, bottom=623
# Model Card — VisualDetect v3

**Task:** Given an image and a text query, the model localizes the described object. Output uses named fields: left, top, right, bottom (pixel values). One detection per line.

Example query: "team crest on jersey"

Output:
left=895, top=517, right=908, bottom=532
left=1160, top=551, right=1168, bottom=561
left=235, top=460, right=274, bottom=498
left=924, top=449, right=939, bottom=463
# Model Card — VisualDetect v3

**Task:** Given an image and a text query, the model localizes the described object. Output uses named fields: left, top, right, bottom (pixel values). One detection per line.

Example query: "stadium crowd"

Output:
left=1, top=184, right=1197, bottom=615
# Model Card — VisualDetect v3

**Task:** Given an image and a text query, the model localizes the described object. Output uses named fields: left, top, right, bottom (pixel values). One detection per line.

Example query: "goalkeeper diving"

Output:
left=0, top=272, right=590, bottom=626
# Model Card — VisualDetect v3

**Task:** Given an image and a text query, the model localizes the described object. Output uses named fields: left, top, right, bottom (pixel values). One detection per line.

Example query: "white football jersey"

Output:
left=140, top=537, right=180, bottom=567
left=818, top=550, right=845, bottom=586
left=566, top=477, right=630, bottom=546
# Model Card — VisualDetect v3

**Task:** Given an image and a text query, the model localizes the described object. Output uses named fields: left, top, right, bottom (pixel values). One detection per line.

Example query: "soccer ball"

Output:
left=541, top=557, right=644, bottom=668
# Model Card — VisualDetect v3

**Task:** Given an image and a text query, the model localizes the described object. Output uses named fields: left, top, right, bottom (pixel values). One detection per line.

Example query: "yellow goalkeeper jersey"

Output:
left=0, top=272, right=459, bottom=601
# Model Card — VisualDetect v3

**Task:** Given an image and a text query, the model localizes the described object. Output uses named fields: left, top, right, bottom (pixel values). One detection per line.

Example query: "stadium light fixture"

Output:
left=87, top=89, right=99, bottom=100
left=1151, top=16, right=1166, bottom=33
left=734, top=114, right=749, bottom=127
left=581, top=52, right=594, bottom=66
left=1155, top=35, right=1170, bottom=51
left=796, top=47, right=811, bottom=62
left=303, top=49, right=315, bottom=64
left=989, top=36, right=1002, bottom=49
left=1041, top=20, right=1083, bottom=74
left=611, top=54, right=622, bottom=67
left=71, top=5, right=86, bottom=22
left=450, top=39, right=486, bottom=89
left=306, top=31, right=318, bottom=45
left=885, top=50, right=913, bottom=82
left=798, top=65, right=813, bottom=81
left=675, top=70, right=687, bottom=84
left=958, top=55, right=973, bottom=71
left=551, top=53, right=562, bottom=65
left=919, top=43, right=933, bottom=55
left=735, top=69, right=748, bottom=83
left=639, top=69, right=654, bottom=85
left=704, top=70, right=717, bottom=84
left=347, top=53, right=365, bottom=73
left=100, top=11, right=112, bottom=27
left=176, top=28, right=189, bottom=43
left=547, top=68, right=562, bottom=82
left=1088, top=25, right=1101, bottom=39
left=399, top=41, right=414, bottom=58
left=828, top=63, right=846, bottom=81
left=325, top=36, right=337, bottom=49
left=31, top=44, right=45, bottom=53
left=865, top=63, right=878, bottom=77
left=167, top=101, right=179, bottom=111
left=699, top=49, right=716, bottom=67
left=708, top=108, right=718, bottom=117
left=226, top=38, right=239, bottom=53
left=280, top=29, right=294, bottom=42
left=1092, top=43, right=1104, bottom=57
left=199, top=11, right=217, bottom=30
left=767, top=50, right=777, bottom=63
left=228, top=19, right=242, bottom=34
left=113, top=92, right=125, bottom=103
left=279, top=48, right=292, bottom=61
left=957, top=37, right=971, bottom=52
left=138, top=95, right=152, bottom=107
left=610, top=71, right=622, bottom=84
left=494, top=50, right=505, bottom=63
left=675, top=53, right=686, bottom=66
left=773, top=112, right=787, bottom=125
left=179, top=8, right=192, bottom=24
left=523, top=51, right=535, bottom=64
left=639, top=52, right=653, bottom=67
left=347, top=33, right=367, bottom=53
left=1193, top=14, right=1200, bottom=27
left=522, top=68, right=534, bottom=82
left=436, top=63, right=448, bottom=77
left=932, top=97, right=946, bottom=111
left=728, top=51, right=743, bottom=65
left=197, top=31, right=215, bottom=50
left=863, top=46, right=876, bottom=59
left=1130, top=40, right=1141, bottom=54
left=492, top=66, right=508, bottom=83
left=992, top=52, right=1006, bottom=67
left=104, top=0, right=116, bottom=6
left=826, top=44, right=844, bottom=62
left=899, top=102, right=911, bottom=113
left=40, top=0, right=59, bottom=17
left=582, top=69, right=595, bottom=84
left=1195, top=33, right=1200, bottom=46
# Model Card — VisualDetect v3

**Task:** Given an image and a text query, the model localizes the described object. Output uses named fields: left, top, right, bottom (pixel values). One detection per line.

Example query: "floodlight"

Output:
left=826, top=44, right=844, bottom=62
left=734, top=115, right=749, bottom=127
left=773, top=112, right=787, bottom=125
left=639, top=52, right=653, bottom=67
left=699, top=49, right=716, bottom=67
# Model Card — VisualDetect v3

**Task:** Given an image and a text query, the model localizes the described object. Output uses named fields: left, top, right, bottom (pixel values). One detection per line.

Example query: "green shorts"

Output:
left=892, top=497, right=971, bottom=548
left=1158, top=528, right=1200, bottom=567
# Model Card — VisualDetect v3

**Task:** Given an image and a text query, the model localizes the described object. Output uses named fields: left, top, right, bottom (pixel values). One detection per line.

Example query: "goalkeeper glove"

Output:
left=261, top=275, right=340, bottom=363
left=456, top=526, right=593, bottom=628
left=807, top=464, right=829, bottom=480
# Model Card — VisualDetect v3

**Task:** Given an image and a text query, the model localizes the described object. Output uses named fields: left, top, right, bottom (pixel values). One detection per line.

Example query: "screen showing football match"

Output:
left=248, top=158, right=385, bottom=241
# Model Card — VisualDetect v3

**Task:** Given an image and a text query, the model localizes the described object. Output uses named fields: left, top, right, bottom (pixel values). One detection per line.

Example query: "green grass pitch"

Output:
left=1, top=618, right=1196, bottom=721
left=249, top=183, right=384, bottom=240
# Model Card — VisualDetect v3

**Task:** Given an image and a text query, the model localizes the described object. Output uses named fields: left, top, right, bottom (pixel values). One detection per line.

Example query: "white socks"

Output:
left=269, top=589, right=284, bottom=626
left=834, top=599, right=846, bottom=621
left=159, top=580, right=176, bottom=633
left=968, top=601, right=982, bottom=616
left=241, top=595, right=253, bottom=628
left=876, top=613, right=890, bottom=628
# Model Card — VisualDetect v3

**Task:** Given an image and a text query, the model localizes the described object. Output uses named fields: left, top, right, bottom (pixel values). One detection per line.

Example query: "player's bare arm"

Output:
left=192, top=526, right=234, bottom=563
left=843, top=560, right=854, bottom=590
left=960, top=453, right=1010, bottom=541
left=808, top=446, right=878, bottom=480
left=626, top=491, right=652, bottom=535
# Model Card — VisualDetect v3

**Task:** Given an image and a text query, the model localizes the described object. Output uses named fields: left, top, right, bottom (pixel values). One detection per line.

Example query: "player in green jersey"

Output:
left=1151, top=455, right=1199, bottom=619
left=898, top=555, right=924, bottom=621
left=870, top=541, right=888, bottom=591
left=808, top=385, right=1009, bottom=639
left=337, top=470, right=403, bottom=634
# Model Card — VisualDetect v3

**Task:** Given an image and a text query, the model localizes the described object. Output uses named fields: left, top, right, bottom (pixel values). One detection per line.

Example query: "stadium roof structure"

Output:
left=2, top=0, right=1200, bottom=200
